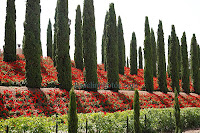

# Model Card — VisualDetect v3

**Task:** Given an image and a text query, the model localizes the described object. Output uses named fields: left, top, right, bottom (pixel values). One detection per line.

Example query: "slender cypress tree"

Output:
left=181, top=32, right=190, bottom=94
left=151, top=28, right=157, bottom=77
left=3, top=0, right=16, bottom=62
left=24, top=0, right=42, bottom=88
left=190, top=34, right=200, bottom=94
left=106, top=3, right=119, bottom=92
left=83, top=0, right=98, bottom=91
left=177, top=37, right=181, bottom=79
left=46, top=19, right=52, bottom=58
left=56, top=0, right=72, bottom=91
left=169, top=25, right=180, bottom=93
left=52, top=6, right=58, bottom=66
left=139, top=47, right=143, bottom=69
left=144, top=16, right=153, bottom=93
left=167, top=35, right=171, bottom=77
left=118, top=16, right=125, bottom=75
left=127, top=57, right=129, bottom=68
left=68, top=87, right=78, bottom=133
left=174, top=88, right=182, bottom=133
left=130, top=32, right=137, bottom=75
left=74, top=5, right=83, bottom=71
left=157, top=20, right=167, bottom=93
left=133, top=89, right=142, bottom=133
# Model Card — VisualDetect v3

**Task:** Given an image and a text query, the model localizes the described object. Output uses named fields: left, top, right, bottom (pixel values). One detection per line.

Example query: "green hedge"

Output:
left=0, top=108, right=200, bottom=132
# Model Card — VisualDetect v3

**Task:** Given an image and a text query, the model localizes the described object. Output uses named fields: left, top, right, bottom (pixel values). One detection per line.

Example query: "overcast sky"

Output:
left=0, top=0, right=200, bottom=64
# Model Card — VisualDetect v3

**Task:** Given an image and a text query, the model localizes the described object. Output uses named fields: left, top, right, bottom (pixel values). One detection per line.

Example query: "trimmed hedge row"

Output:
left=0, top=107, right=199, bottom=132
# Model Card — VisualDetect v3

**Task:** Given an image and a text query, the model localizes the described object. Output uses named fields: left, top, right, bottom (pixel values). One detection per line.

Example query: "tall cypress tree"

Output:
left=130, top=32, right=137, bottom=75
left=181, top=32, right=190, bottom=94
left=127, top=57, right=129, bottom=68
left=56, top=0, right=72, bottom=91
left=177, top=37, right=181, bottom=79
left=118, top=16, right=125, bottom=75
left=24, top=0, right=42, bottom=88
left=190, top=34, right=200, bottom=94
left=83, top=0, right=98, bottom=91
left=151, top=28, right=157, bottom=77
left=102, top=12, right=109, bottom=71
left=139, top=47, right=143, bottom=69
left=144, top=16, right=153, bottom=93
left=106, top=3, right=119, bottom=92
left=46, top=19, right=52, bottom=58
left=169, top=25, right=180, bottom=93
left=167, top=35, right=171, bottom=78
left=74, top=5, right=83, bottom=71
left=157, top=20, right=167, bottom=93
left=52, top=6, right=58, bottom=66
left=3, top=0, right=16, bottom=62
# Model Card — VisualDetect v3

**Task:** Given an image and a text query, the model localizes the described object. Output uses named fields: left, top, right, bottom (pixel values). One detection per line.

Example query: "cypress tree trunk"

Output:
left=169, top=25, right=180, bottom=93
left=47, top=19, right=52, bottom=58
left=157, top=20, right=167, bottom=93
left=127, top=57, right=129, bottom=68
left=174, top=88, right=182, bottom=133
left=151, top=28, right=157, bottom=77
left=181, top=32, right=190, bottom=94
left=134, top=90, right=142, bottom=133
left=3, top=0, right=16, bottom=62
left=118, top=16, right=125, bottom=75
left=138, top=47, right=143, bottom=69
left=24, top=0, right=42, bottom=88
left=68, top=87, right=78, bottom=133
left=56, top=0, right=72, bottom=91
left=52, top=6, right=58, bottom=66
left=130, top=32, right=137, bottom=75
left=190, top=34, right=200, bottom=94
left=83, top=0, right=98, bottom=91
left=74, top=5, right=83, bottom=71
left=106, top=3, right=119, bottom=92
left=144, top=16, right=153, bottom=93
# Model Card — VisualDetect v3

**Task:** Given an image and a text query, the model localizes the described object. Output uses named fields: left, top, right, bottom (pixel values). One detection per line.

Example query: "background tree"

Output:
left=144, top=16, right=153, bottom=93
left=190, top=34, right=200, bottom=94
left=151, top=28, right=157, bottom=77
left=133, top=89, right=142, bottom=133
left=174, top=88, right=182, bottom=133
left=52, top=6, right=57, bottom=66
left=46, top=19, right=52, bottom=58
left=82, top=0, right=98, bottom=91
left=106, top=3, right=119, bottom=92
left=130, top=32, right=137, bottom=75
left=3, top=0, right=16, bottom=62
left=167, top=35, right=171, bottom=78
left=177, top=37, right=181, bottom=79
left=23, top=0, right=42, bottom=88
left=74, top=5, right=83, bottom=71
left=56, top=0, right=72, bottom=91
left=118, top=16, right=125, bottom=75
left=139, top=46, right=143, bottom=69
left=169, top=25, right=180, bottom=93
left=157, top=20, right=167, bottom=93
left=127, top=57, right=129, bottom=68
left=181, top=32, right=190, bottom=94
left=68, top=87, right=78, bottom=133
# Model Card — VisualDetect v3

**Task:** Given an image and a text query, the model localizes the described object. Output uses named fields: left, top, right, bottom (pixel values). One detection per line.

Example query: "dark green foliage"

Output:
left=117, top=16, right=125, bottom=75
left=3, top=0, right=16, bottom=62
left=130, top=32, right=137, bottom=75
left=46, top=19, right=52, bottom=58
left=74, top=5, right=83, bottom=71
left=68, top=87, right=78, bottom=133
left=174, top=88, right=182, bottom=133
left=127, top=57, right=129, bottom=68
left=83, top=0, right=98, bottom=91
left=102, top=12, right=109, bottom=71
left=177, top=37, right=181, bottom=79
left=190, top=34, right=200, bottom=94
left=133, top=90, right=142, bottom=133
left=151, top=28, right=157, bottom=77
left=56, top=0, right=72, bottom=91
left=52, top=6, right=57, bottom=66
left=139, top=47, right=143, bottom=69
left=23, top=0, right=42, bottom=88
left=169, top=25, right=180, bottom=93
left=167, top=35, right=171, bottom=78
left=157, top=20, right=167, bottom=93
left=144, top=16, right=153, bottom=93
left=106, top=3, right=119, bottom=92
left=181, top=32, right=190, bottom=94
